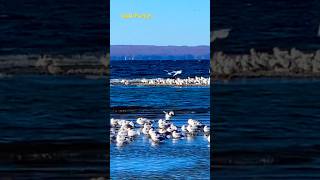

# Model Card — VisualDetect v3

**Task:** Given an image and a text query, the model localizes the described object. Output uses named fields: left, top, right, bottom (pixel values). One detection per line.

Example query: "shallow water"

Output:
left=110, top=60, right=210, bottom=79
left=111, top=134, right=209, bottom=179
left=110, top=86, right=210, bottom=179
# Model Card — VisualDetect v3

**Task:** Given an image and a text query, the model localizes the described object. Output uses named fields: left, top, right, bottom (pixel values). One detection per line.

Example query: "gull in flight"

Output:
left=211, top=29, right=231, bottom=42
left=164, top=70, right=182, bottom=77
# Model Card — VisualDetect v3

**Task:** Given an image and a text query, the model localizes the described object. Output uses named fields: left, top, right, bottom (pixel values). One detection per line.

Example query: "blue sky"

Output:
left=111, top=0, right=210, bottom=46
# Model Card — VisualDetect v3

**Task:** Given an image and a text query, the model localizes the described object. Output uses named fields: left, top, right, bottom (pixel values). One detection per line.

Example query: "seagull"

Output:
left=172, top=131, right=182, bottom=139
left=128, top=129, right=138, bottom=137
left=181, top=125, right=187, bottom=132
left=164, top=70, right=182, bottom=77
left=163, top=111, right=174, bottom=121
left=211, top=29, right=231, bottom=42
left=110, top=118, right=118, bottom=127
left=203, top=126, right=210, bottom=133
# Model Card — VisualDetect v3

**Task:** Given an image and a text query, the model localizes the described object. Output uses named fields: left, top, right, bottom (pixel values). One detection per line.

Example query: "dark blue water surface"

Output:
left=214, top=78, right=320, bottom=179
left=213, top=0, right=320, bottom=53
left=0, top=75, right=106, bottom=179
left=110, top=60, right=210, bottom=179
left=111, top=60, right=210, bottom=79
left=0, top=0, right=107, bottom=55
left=0, top=76, right=106, bottom=142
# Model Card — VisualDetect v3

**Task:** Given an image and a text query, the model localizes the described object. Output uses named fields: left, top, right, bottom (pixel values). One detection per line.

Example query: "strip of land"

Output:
left=2, top=48, right=320, bottom=79
left=0, top=54, right=108, bottom=77
left=111, top=77, right=209, bottom=86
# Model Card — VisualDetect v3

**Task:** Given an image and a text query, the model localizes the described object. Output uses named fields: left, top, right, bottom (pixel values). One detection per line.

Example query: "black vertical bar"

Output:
left=106, top=0, right=110, bottom=177
left=210, top=0, right=214, bottom=178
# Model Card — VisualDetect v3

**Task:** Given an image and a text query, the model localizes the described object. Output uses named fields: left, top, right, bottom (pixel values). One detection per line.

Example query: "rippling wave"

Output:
left=0, top=142, right=107, bottom=179
left=111, top=106, right=209, bottom=114
left=214, top=79, right=320, bottom=178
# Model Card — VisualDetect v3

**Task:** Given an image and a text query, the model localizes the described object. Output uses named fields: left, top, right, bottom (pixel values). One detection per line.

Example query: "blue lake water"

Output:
left=214, top=78, right=320, bottom=179
left=0, top=75, right=106, bottom=179
left=110, top=60, right=210, bottom=179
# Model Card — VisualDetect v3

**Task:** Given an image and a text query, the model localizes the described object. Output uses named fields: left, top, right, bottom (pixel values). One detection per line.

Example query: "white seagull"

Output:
left=203, top=126, right=210, bottom=133
left=164, top=70, right=182, bottom=77
left=163, top=111, right=174, bottom=121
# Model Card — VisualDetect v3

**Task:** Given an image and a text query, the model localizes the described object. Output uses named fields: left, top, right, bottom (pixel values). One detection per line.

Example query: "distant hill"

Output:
left=110, top=45, right=210, bottom=60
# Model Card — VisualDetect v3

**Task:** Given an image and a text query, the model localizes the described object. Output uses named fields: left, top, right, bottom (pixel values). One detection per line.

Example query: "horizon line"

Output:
left=110, top=45, right=210, bottom=47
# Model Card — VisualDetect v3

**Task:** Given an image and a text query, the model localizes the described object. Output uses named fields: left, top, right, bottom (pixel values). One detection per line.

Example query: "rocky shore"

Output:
left=212, top=48, right=320, bottom=79
left=0, top=54, right=109, bottom=77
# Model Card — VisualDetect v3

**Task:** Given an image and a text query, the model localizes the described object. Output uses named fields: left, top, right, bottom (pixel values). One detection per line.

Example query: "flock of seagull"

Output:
left=117, top=76, right=210, bottom=86
left=110, top=111, right=210, bottom=147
